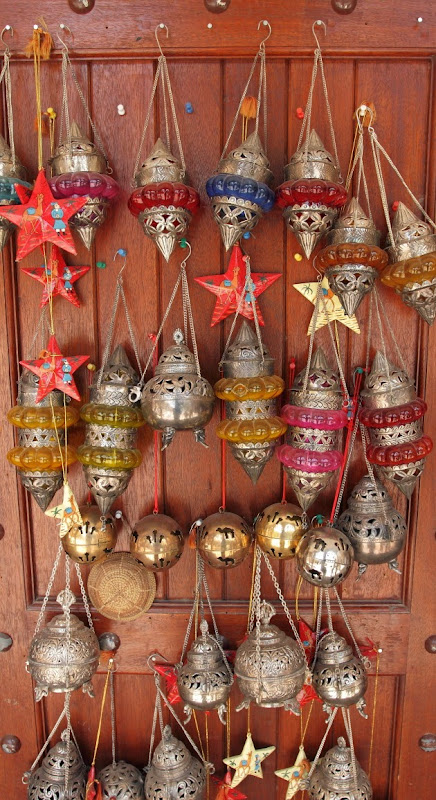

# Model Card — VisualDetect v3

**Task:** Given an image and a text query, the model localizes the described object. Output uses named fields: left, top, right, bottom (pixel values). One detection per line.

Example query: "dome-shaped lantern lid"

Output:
left=285, top=129, right=340, bottom=183
left=50, top=121, right=108, bottom=176
left=347, top=475, right=390, bottom=510
left=186, top=619, right=225, bottom=668
left=18, top=368, right=66, bottom=409
left=361, top=351, right=416, bottom=409
left=34, top=590, right=95, bottom=642
left=386, top=201, right=436, bottom=262
left=154, top=330, right=197, bottom=377
left=328, top=197, right=380, bottom=246
left=151, top=725, right=195, bottom=778
left=218, top=132, right=273, bottom=185
left=135, top=138, right=185, bottom=186
left=0, top=133, right=27, bottom=180
left=317, top=737, right=370, bottom=792
left=91, top=345, right=139, bottom=406
left=37, top=730, right=85, bottom=782
left=316, top=631, right=354, bottom=666
left=290, top=347, right=343, bottom=407
left=220, top=321, right=274, bottom=379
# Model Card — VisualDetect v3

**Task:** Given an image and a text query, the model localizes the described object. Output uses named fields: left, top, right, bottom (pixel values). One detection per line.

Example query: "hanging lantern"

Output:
left=255, top=501, right=304, bottom=559
left=234, top=600, right=306, bottom=713
left=177, top=619, right=232, bottom=723
left=308, top=737, right=372, bottom=800
left=296, top=526, right=354, bottom=588
left=97, top=760, right=145, bottom=800
left=197, top=510, right=253, bottom=568
left=130, top=513, right=184, bottom=570
left=128, top=139, right=199, bottom=262
left=276, top=130, right=347, bottom=259
left=7, top=369, right=78, bottom=511
left=145, top=724, right=205, bottom=800
left=360, top=351, right=433, bottom=498
left=138, top=329, right=215, bottom=450
left=277, top=348, right=347, bottom=511
left=337, top=475, right=407, bottom=575
left=215, top=321, right=286, bottom=483
left=48, top=121, right=120, bottom=249
left=312, top=632, right=367, bottom=717
left=206, top=132, right=275, bottom=250
left=26, top=730, right=87, bottom=800
left=78, top=345, right=144, bottom=514
left=316, top=198, right=388, bottom=316
left=26, top=589, right=100, bottom=701
left=62, top=504, right=119, bottom=564
left=381, top=201, right=436, bottom=325
left=87, top=552, right=156, bottom=621
left=0, top=133, right=31, bottom=251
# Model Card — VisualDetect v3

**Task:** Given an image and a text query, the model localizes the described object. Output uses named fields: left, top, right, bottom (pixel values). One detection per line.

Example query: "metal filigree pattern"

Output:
left=283, top=204, right=338, bottom=259
left=401, top=278, right=436, bottom=325
left=325, top=264, right=378, bottom=317
left=285, top=131, right=340, bottom=183
left=210, top=196, right=262, bottom=250
left=230, top=440, right=276, bottom=482
left=19, top=470, right=63, bottom=512
left=177, top=620, right=232, bottom=723
left=27, top=733, right=87, bottom=800
left=285, top=469, right=335, bottom=513
left=218, top=132, right=273, bottom=184
left=98, top=760, right=144, bottom=800
left=308, top=737, right=372, bottom=800
left=226, top=397, right=278, bottom=419
left=313, top=632, right=367, bottom=715
left=85, top=424, right=137, bottom=449
left=377, top=459, right=426, bottom=499
left=361, top=352, right=415, bottom=408
left=139, top=206, right=191, bottom=261
left=288, top=427, right=340, bottom=451
left=145, top=725, right=205, bottom=800
left=220, top=320, right=273, bottom=378
left=84, top=467, right=132, bottom=513
left=367, top=418, right=423, bottom=447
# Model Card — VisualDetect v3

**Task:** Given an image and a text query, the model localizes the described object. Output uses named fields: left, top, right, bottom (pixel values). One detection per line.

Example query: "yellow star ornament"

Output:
left=45, top=481, right=83, bottom=538
left=223, top=732, right=275, bottom=788
left=293, top=277, right=360, bottom=335
left=275, top=745, right=311, bottom=799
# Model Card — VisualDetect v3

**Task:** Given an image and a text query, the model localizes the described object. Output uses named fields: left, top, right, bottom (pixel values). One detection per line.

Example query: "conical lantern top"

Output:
left=285, top=129, right=340, bottom=182
left=38, top=730, right=85, bottom=782
left=291, top=347, right=342, bottom=396
left=315, top=737, right=373, bottom=796
left=316, top=631, right=354, bottom=665
left=0, top=133, right=27, bottom=180
left=135, top=137, right=185, bottom=186
left=347, top=475, right=389, bottom=508
left=153, top=725, right=193, bottom=773
left=50, top=121, right=107, bottom=175
left=328, top=197, right=380, bottom=247
left=361, top=351, right=415, bottom=409
left=218, top=132, right=273, bottom=185
left=221, top=321, right=274, bottom=378
left=98, top=345, right=139, bottom=386
left=90, top=345, right=139, bottom=406
left=154, top=329, right=198, bottom=377
left=386, top=201, right=436, bottom=264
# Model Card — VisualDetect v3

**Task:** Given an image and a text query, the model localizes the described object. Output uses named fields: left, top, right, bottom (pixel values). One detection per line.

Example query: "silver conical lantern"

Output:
left=215, top=322, right=286, bottom=483
left=337, top=475, right=407, bottom=575
left=26, top=731, right=87, bottom=800
left=312, top=632, right=367, bottom=717
left=78, top=345, right=144, bottom=514
left=0, top=133, right=31, bottom=250
left=177, top=619, right=232, bottom=723
left=145, top=725, right=205, bottom=800
left=97, top=760, right=144, bottom=800
left=308, top=737, right=372, bottom=800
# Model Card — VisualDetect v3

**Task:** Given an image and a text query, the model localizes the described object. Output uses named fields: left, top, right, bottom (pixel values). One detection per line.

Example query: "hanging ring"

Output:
left=0, top=25, right=13, bottom=54
left=312, top=19, right=327, bottom=50
left=155, top=23, right=169, bottom=57
left=257, top=19, right=272, bottom=48
left=57, top=23, right=73, bottom=50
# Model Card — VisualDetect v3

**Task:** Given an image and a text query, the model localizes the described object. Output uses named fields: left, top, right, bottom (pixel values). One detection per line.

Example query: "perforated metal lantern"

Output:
left=7, top=369, right=79, bottom=510
left=360, top=351, right=432, bottom=498
left=131, top=513, right=184, bottom=570
left=26, top=730, right=87, bottom=800
left=276, top=130, right=347, bottom=259
left=234, top=601, right=306, bottom=714
left=316, top=198, right=388, bottom=316
left=197, top=510, right=253, bottom=568
left=206, top=132, right=275, bottom=250
left=139, top=329, right=215, bottom=450
left=312, top=632, right=367, bottom=717
left=255, top=501, right=304, bottom=559
left=0, top=133, right=31, bottom=251
left=215, top=322, right=286, bottom=483
left=78, top=345, right=144, bottom=514
left=177, top=619, right=232, bottom=723
left=97, top=760, right=144, bottom=800
left=296, top=526, right=354, bottom=588
left=145, top=725, right=205, bottom=800
left=382, top=202, right=436, bottom=325
left=49, top=122, right=120, bottom=249
left=308, top=737, right=372, bottom=800
left=27, top=589, right=100, bottom=702
left=337, top=475, right=407, bottom=575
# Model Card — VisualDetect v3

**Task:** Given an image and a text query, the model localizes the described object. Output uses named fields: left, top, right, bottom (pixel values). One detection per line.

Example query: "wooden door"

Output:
left=0, top=2, right=435, bottom=798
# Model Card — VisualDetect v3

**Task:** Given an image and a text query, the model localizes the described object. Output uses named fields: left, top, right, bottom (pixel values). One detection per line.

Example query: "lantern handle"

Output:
left=155, top=23, right=169, bottom=57
left=257, top=19, right=272, bottom=47
left=312, top=19, right=327, bottom=50
left=0, top=25, right=13, bottom=53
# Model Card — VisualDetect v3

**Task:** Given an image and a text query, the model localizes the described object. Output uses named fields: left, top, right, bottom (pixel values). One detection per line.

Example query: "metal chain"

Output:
left=199, top=558, right=233, bottom=683
left=133, top=58, right=163, bottom=183
left=220, top=44, right=266, bottom=160
left=312, top=586, right=324, bottom=667
left=63, top=47, right=110, bottom=168
left=161, top=55, right=186, bottom=175
left=180, top=252, right=201, bottom=377
left=333, top=586, right=370, bottom=668
left=365, top=290, right=374, bottom=373
left=154, top=682, right=215, bottom=771
left=369, top=129, right=395, bottom=246
left=319, top=290, right=350, bottom=405
left=342, top=707, right=359, bottom=792
left=331, top=410, right=360, bottom=523
left=253, top=547, right=262, bottom=703
left=59, top=49, right=72, bottom=154
left=261, top=550, right=308, bottom=664
left=374, top=286, right=408, bottom=375
left=74, top=562, right=94, bottom=631
left=64, top=555, right=72, bottom=793
left=146, top=690, right=159, bottom=772
left=119, top=282, right=143, bottom=377
left=220, top=255, right=265, bottom=370
left=177, top=549, right=202, bottom=668
left=220, top=257, right=255, bottom=367
left=2, top=51, right=15, bottom=169
left=345, top=123, right=372, bottom=220
left=359, top=422, right=399, bottom=550
left=372, top=287, right=393, bottom=393
left=138, top=267, right=183, bottom=386
left=25, top=708, right=66, bottom=779
left=110, top=669, right=117, bottom=767
left=305, top=706, right=338, bottom=781
left=34, top=542, right=63, bottom=636
left=324, top=588, right=334, bottom=633
left=302, top=279, right=323, bottom=393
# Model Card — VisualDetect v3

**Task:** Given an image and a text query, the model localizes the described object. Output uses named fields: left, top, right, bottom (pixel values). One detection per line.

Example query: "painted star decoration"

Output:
left=293, top=277, right=360, bottom=335
left=153, top=662, right=181, bottom=705
left=275, top=745, right=311, bottom=800
left=223, top=732, right=275, bottom=788
left=0, top=169, right=86, bottom=261
left=21, top=245, right=90, bottom=308
left=46, top=482, right=83, bottom=538
left=211, top=771, right=248, bottom=800
left=20, top=335, right=89, bottom=402
left=195, top=243, right=281, bottom=326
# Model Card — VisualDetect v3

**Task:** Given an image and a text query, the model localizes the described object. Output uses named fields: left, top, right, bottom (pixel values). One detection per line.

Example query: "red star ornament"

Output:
left=20, top=335, right=89, bottom=402
left=212, top=771, right=248, bottom=800
left=195, top=243, right=281, bottom=326
left=21, top=245, right=90, bottom=308
left=153, top=662, right=181, bottom=705
left=0, top=169, right=87, bottom=261
left=296, top=681, right=321, bottom=708
left=298, top=619, right=328, bottom=666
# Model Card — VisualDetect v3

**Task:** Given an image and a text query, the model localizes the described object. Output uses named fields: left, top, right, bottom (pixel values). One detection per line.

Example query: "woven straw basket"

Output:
left=87, top=552, right=156, bottom=621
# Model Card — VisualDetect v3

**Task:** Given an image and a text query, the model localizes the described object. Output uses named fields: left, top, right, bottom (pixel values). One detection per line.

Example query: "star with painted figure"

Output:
left=223, top=732, right=275, bottom=788
left=20, top=335, right=89, bottom=402
left=21, top=245, right=90, bottom=308
left=275, top=745, right=311, bottom=799
left=45, top=481, right=83, bottom=538
left=293, top=276, right=360, bottom=335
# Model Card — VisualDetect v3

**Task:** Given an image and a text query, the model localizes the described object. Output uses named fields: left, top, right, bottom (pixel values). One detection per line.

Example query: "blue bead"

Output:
left=117, top=248, right=127, bottom=257
left=243, top=232, right=251, bottom=239
left=185, top=102, right=193, bottom=114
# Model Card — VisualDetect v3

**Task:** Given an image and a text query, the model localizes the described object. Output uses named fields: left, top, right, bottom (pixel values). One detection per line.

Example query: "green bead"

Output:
left=179, top=238, right=188, bottom=249
left=96, top=261, right=106, bottom=269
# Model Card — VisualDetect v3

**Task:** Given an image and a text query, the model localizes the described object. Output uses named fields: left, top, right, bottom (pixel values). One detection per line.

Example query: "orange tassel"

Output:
left=34, top=113, right=50, bottom=136
left=240, top=96, right=258, bottom=121
left=25, top=24, right=53, bottom=60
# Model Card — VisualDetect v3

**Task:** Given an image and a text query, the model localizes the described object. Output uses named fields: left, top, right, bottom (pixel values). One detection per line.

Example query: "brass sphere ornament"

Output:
left=177, top=619, right=232, bottom=723
left=25, top=730, right=87, bottom=800
left=296, top=526, right=354, bottom=588
left=255, top=501, right=304, bottom=559
left=145, top=725, right=205, bottom=800
left=312, top=632, right=368, bottom=718
left=26, top=589, right=100, bottom=702
left=307, top=737, right=372, bottom=800
left=97, top=760, right=144, bottom=800
left=130, top=513, right=184, bottom=571
left=337, top=475, right=407, bottom=575
left=87, top=552, right=156, bottom=621
left=197, top=510, right=253, bottom=569
left=62, top=505, right=119, bottom=564
left=234, top=601, right=306, bottom=714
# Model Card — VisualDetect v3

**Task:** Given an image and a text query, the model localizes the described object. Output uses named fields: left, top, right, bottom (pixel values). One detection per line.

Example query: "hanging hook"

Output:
left=57, top=23, right=73, bottom=50
left=155, top=23, right=169, bottom=57
left=179, top=240, right=192, bottom=269
left=312, top=19, right=327, bottom=50
left=257, top=19, right=272, bottom=48
left=147, top=652, right=171, bottom=674
left=0, top=25, right=13, bottom=54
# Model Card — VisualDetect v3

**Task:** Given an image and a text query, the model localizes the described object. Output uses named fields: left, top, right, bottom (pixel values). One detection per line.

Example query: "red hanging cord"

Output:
left=329, top=368, right=365, bottom=524
left=148, top=333, right=160, bottom=515
left=220, top=400, right=226, bottom=510
left=281, top=357, right=296, bottom=504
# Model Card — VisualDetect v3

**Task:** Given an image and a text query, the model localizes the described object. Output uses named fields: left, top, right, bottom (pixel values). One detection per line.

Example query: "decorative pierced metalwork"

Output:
left=139, top=206, right=192, bottom=262
left=131, top=513, right=184, bottom=571
left=283, top=204, right=338, bottom=259
left=313, top=632, right=367, bottom=718
left=177, top=619, right=232, bottom=723
left=97, top=760, right=145, bottom=800
left=62, top=505, right=118, bottom=564
left=197, top=510, right=253, bottom=569
left=308, top=737, right=372, bottom=800
left=145, top=725, right=205, bottom=800
left=296, top=527, right=354, bottom=588
left=26, top=731, right=87, bottom=800
left=255, top=502, right=304, bottom=559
